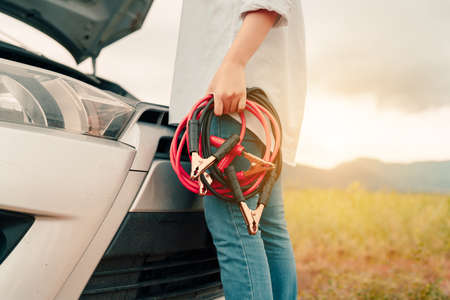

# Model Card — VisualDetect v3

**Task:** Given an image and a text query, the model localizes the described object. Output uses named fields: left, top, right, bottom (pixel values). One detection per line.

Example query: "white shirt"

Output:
left=169, top=0, right=306, bottom=165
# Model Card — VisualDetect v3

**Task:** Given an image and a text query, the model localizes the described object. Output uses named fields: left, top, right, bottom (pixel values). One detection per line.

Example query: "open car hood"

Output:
left=0, top=0, right=153, bottom=64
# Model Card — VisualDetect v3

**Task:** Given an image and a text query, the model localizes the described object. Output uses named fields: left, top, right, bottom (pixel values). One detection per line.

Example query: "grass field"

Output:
left=284, top=183, right=450, bottom=299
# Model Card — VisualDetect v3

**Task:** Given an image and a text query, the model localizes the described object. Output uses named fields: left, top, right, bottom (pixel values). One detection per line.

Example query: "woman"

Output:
left=169, top=1, right=306, bottom=299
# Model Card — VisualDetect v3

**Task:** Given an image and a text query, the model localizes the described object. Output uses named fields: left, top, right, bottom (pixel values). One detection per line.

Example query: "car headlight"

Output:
left=0, top=59, right=135, bottom=139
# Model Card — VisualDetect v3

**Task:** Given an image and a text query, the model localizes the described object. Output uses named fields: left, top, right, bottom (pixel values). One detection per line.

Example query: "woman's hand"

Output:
left=206, top=10, right=279, bottom=116
left=207, top=60, right=247, bottom=116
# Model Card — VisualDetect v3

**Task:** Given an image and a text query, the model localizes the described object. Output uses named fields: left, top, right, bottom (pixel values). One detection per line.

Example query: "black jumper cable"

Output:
left=170, top=88, right=282, bottom=234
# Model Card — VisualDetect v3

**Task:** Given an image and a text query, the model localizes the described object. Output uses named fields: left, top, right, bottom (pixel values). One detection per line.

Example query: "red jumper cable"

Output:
left=170, top=93, right=281, bottom=234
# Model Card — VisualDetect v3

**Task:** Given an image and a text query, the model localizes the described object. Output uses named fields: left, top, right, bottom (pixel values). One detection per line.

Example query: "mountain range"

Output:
left=282, top=158, right=450, bottom=194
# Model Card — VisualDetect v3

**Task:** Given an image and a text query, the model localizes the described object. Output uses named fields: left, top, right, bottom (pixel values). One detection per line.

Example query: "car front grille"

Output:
left=80, top=211, right=223, bottom=299
left=80, top=248, right=222, bottom=300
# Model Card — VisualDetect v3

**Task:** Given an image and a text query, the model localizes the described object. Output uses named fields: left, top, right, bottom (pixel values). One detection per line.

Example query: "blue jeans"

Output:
left=203, top=116, right=298, bottom=300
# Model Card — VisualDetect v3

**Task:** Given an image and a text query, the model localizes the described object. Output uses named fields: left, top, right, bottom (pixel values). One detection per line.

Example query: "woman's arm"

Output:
left=207, top=9, right=279, bottom=116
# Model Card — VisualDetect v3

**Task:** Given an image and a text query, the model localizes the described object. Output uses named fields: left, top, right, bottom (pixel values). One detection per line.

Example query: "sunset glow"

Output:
left=296, top=93, right=450, bottom=168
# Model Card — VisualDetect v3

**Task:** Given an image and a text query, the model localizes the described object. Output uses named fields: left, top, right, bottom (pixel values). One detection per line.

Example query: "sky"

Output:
left=0, top=0, right=449, bottom=168
left=298, top=0, right=450, bottom=167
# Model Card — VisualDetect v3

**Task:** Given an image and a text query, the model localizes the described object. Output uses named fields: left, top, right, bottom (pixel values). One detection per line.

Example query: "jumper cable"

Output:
left=170, top=88, right=282, bottom=234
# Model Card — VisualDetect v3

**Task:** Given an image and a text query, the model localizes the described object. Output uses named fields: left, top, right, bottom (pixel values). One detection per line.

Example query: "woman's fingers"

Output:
left=206, top=87, right=224, bottom=116
left=213, top=95, right=224, bottom=116
left=231, top=95, right=240, bottom=113
left=232, top=90, right=247, bottom=113
left=224, top=93, right=235, bottom=115
left=209, top=89, right=247, bottom=116
left=238, top=92, right=247, bottom=112
left=215, top=91, right=246, bottom=115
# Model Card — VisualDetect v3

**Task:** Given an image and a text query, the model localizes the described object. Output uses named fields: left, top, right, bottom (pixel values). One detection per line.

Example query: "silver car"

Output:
left=0, top=1, right=223, bottom=299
